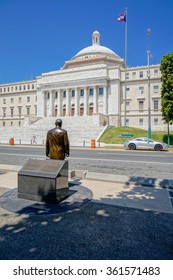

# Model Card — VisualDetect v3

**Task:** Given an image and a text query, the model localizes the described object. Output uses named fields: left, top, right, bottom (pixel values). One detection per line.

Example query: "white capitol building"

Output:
left=0, top=31, right=168, bottom=134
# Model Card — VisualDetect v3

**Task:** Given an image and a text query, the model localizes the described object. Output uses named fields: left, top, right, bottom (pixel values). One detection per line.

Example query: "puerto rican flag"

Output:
left=116, top=13, right=126, bottom=22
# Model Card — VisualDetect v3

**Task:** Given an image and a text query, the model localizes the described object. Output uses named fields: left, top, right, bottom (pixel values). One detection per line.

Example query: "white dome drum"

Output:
left=72, top=31, right=121, bottom=61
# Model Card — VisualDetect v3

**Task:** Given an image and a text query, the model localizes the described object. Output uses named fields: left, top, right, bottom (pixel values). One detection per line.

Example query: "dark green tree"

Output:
left=160, top=52, right=173, bottom=124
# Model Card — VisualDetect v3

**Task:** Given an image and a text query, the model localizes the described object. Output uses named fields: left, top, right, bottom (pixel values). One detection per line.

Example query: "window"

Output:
left=23, top=85, right=26, bottom=90
left=3, top=122, right=5, bottom=127
left=19, top=121, right=21, bottom=127
left=125, top=118, right=129, bottom=126
left=63, top=91, right=66, bottom=98
left=7, top=87, right=10, bottom=92
left=55, top=92, right=58, bottom=99
left=19, top=97, right=22, bottom=103
left=139, top=118, right=143, bottom=126
left=126, top=72, right=129, bottom=80
left=18, top=107, right=22, bottom=116
left=71, top=90, right=75, bottom=98
left=28, top=84, right=30, bottom=90
left=89, top=88, right=94, bottom=96
left=126, top=87, right=130, bottom=93
left=11, top=108, right=14, bottom=117
left=11, top=98, right=14, bottom=104
left=11, top=122, right=13, bottom=127
left=154, top=118, right=158, bottom=126
left=126, top=101, right=130, bottom=111
left=139, top=100, right=144, bottom=111
left=139, top=71, right=143, bottom=78
left=32, top=84, right=35, bottom=89
left=80, top=89, right=84, bottom=97
left=0, top=88, right=2, bottom=93
left=27, top=107, right=30, bottom=115
left=11, top=87, right=13, bottom=92
left=132, top=72, right=136, bottom=78
left=99, top=87, right=104, bottom=95
left=19, top=86, right=22, bottom=90
left=4, top=88, right=6, bottom=93
left=3, top=108, right=6, bottom=117
left=27, top=96, right=30, bottom=102
left=153, top=85, right=159, bottom=93
left=15, top=86, right=18, bottom=91
left=3, top=98, right=6, bottom=105
left=153, top=99, right=159, bottom=110
left=139, top=86, right=144, bottom=94
left=126, top=88, right=130, bottom=96
left=154, top=69, right=158, bottom=77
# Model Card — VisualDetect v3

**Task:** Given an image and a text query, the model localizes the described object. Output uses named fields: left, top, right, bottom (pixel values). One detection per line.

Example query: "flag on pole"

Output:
left=116, top=8, right=128, bottom=126
left=116, top=13, right=126, bottom=22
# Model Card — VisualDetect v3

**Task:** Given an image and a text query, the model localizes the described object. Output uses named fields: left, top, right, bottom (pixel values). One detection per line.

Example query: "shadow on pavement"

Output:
left=0, top=177, right=173, bottom=260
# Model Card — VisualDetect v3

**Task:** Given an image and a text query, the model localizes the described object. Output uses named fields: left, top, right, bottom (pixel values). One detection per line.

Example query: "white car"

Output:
left=124, top=137, right=168, bottom=151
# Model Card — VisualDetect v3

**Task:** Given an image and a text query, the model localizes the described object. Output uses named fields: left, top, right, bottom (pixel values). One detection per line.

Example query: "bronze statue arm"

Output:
left=46, top=133, right=50, bottom=157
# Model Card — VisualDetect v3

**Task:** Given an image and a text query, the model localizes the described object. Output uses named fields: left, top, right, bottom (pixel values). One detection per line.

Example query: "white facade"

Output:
left=0, top=31, right=168, bottom=130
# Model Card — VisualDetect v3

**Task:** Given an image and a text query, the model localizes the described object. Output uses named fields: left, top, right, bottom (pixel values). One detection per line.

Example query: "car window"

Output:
left=143, top=139, right=148, bottom=142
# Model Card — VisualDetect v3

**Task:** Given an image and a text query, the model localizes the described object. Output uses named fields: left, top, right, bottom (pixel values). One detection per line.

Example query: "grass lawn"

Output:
left=98, top=126, right=173, bottom=145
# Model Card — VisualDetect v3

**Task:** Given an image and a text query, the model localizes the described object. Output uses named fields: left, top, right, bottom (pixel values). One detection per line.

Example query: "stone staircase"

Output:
left=0, top=116, right=105, bottom=146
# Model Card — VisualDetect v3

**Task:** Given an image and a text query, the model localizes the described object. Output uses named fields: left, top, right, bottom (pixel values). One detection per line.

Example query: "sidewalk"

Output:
left=0, top=164, right=173, bottom=214
left=0, top=164, right=173, bottom=259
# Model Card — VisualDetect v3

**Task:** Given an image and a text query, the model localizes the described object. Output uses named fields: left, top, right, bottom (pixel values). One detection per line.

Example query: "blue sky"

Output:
left=0, top=0, right=173, bottom=84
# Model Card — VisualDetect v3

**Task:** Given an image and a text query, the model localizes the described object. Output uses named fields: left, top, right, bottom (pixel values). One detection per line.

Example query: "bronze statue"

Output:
left=46, top=119, right=70, bottom=160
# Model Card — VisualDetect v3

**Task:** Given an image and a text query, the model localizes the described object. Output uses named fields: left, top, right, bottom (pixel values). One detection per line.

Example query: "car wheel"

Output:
left=128, top=143, right=136, bottom=150
left=154, top=144, right=163, bottom=151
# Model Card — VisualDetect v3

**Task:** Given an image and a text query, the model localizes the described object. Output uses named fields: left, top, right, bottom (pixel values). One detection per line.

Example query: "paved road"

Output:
left=0, top=145, right=173, bottom=179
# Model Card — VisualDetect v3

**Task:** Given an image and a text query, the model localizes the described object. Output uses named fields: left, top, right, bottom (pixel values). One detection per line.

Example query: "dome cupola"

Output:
left=92, top=30, right=100, bottom=45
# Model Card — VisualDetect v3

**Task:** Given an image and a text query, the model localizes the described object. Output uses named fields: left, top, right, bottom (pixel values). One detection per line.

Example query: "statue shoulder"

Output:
left=47, top=127, right=56, bottom=134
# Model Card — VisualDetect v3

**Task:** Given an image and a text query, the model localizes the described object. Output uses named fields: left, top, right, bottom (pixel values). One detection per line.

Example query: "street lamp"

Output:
left=147, top=28, right=151, bottom=139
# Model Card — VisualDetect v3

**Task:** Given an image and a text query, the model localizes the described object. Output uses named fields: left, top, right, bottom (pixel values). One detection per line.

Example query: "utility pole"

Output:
left=147, top=28, right=151, bottom=138
left=124, top=7, right=128, bottom=126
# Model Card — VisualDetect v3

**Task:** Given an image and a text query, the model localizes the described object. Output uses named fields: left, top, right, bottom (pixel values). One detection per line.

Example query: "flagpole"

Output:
left=124, top=7, right=128, bottom=126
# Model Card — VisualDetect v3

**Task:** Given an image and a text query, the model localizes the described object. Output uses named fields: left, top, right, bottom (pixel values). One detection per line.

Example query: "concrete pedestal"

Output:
left=18, top=158, right=68, bottom=203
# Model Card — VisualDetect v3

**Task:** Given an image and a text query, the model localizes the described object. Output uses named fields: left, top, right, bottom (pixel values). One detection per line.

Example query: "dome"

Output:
left=71, top=31, right=121, bottom=61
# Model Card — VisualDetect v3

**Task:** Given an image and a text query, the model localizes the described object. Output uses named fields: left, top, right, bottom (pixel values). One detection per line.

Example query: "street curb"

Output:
left=0, top=164, right=173, bottom=189
left=69, top=170, right=173, bottom=189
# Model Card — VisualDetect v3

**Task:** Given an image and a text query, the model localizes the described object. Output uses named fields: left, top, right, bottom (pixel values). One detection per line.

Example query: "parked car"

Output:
left=124, top=137, right=168, bottom=151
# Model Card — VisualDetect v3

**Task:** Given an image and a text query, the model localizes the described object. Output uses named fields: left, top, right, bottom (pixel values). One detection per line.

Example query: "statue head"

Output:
left=55, top=119, right=62, bottom=127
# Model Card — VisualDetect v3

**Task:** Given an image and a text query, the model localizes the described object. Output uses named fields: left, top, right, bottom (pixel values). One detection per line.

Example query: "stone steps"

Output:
left=0, top=116, right=104, bottom=146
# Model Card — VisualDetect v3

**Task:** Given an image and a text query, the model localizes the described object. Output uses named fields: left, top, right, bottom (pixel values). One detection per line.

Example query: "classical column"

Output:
left=66, top=89, right=70, bottom=116
left=49, top=90, right=54, bottom=117
left=84, top=87, right=88, bottom=115
left=42, top=90, right=47, bottom=117
left=93, top=86, right=98, bottom=113
left=36, top=89, right=46, bottom=117
left=74, top=88, right=79, bottom=116
left=58, top=89, right=62, bottom=116
left=103, top=84, right=108, bottom=114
